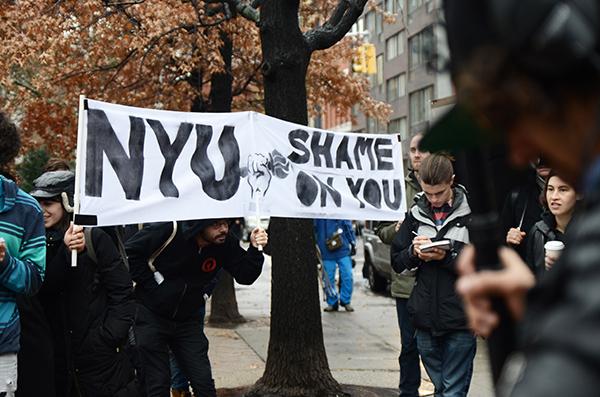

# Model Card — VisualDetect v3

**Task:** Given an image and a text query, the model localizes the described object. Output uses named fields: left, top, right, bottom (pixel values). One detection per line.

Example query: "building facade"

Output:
left=319, top=0, right=452, bottom=164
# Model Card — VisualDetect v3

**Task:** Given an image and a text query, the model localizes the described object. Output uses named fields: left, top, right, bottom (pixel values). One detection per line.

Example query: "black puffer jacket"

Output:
left=391, top=186, right=471, bottom=335
left=126, top=221, right=263, bottom=321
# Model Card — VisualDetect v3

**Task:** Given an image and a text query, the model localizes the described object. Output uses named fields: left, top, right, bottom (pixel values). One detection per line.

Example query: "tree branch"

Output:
left=223, top=0, right=260, bottom=23
left=305, top=0, right=368, bottom=52
left=232, top=65, right=261, bottom=96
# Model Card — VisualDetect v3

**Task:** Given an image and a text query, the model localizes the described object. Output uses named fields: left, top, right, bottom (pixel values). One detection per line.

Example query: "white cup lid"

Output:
left=544, top=241, right=565, bottom=251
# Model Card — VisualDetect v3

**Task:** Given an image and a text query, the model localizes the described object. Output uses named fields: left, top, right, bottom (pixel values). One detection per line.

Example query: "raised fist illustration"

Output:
left=247, top=153, right=272, bottom=198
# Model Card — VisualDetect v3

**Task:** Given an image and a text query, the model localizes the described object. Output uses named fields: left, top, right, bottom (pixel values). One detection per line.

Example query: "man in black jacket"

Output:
left=126, top=219, right=267, bottom=397
left=420, top=1, right=600, bottom=396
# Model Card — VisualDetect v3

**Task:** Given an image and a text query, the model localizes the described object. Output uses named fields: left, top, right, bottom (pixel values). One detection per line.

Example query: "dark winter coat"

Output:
left=125, top=221, right=264, bottom=322
left=500, top=172, right=544, bottom=260
left=18, top=227, right=137, bottom=397
left=390, top=186, right=471, bottom=335
left=525, top=211, right=567, bottom=277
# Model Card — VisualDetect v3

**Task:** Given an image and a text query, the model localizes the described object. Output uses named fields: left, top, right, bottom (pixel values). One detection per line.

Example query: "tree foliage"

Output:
left=0, top=0, right=390, bottom=160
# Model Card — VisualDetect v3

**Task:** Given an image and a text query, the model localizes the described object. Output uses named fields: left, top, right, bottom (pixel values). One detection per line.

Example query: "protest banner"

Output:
left=76, top=99, right=406, bottom=226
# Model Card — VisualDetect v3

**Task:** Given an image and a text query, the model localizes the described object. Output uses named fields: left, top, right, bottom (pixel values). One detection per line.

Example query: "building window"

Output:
left=409, top=86, right=433, bottom=127
left=366, top=116, right=378, bottom=133
left=376, top=54, right=384, bottom=86
left=397, top=0, right=404, bottom=12
left=408, top=0, right=423, bottom=14
left=388, top=117, right=408, bottom=140
left=385, top=31, right=404, bottom=61
left=385, top=0, right=395, bottom=13
left=365, top=11, right=375, bottom=31
left=408, top=26, right=434, bottom=71
left=376, top=13, right=383, bottom=34
left=386, top=73, right=406, bottom=102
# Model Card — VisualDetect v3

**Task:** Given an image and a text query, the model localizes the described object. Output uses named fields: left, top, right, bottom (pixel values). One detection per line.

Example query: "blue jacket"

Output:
left=314, top=219, right=356, bottom=260
left=0, top=176, right=46, bottom=354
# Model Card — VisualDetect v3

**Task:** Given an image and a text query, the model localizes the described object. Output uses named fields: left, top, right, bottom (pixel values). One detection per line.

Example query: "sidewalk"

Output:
left=206, top=239, right=494, bottom=396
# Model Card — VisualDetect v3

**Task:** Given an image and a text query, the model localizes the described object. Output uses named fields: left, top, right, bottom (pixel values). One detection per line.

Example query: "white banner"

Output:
left=78, top=99, right=406, bottom=226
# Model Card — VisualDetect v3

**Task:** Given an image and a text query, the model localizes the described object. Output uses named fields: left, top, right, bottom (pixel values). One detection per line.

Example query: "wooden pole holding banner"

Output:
left=71, top=95, right=86, bottom=267
left=255, top=194, right=263, bottom=252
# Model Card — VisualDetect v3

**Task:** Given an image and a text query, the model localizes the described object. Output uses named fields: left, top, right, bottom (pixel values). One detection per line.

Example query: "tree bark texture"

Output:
left=247, top=1, right=343, bottom=396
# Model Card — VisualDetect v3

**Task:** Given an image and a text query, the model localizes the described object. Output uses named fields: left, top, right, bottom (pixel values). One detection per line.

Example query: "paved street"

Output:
left=206, top=238, right=494, bottom=396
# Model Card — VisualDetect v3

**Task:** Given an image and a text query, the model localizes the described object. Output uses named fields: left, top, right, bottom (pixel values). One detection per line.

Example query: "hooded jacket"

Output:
left=314, top=219, right=355, bottom=261
left=126, top=220, right=263, bottom=321
left=390, top=185, right=471, bottom=335
left=0, top=175, right=45, bottom=355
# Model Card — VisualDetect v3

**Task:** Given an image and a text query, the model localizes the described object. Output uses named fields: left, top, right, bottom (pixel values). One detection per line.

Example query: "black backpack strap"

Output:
left=113, top=226, right=130, bottom=271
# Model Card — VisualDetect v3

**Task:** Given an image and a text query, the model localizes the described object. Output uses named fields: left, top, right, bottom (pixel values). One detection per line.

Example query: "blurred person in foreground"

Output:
left=420, top=0, right=600, bottom=395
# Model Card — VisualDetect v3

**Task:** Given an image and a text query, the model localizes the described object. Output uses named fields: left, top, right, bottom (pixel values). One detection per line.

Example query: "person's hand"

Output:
left=64, top=223, right=86, bottom=253
left=394, top=220, right=403, bottom=232
left=0, top=237, right=6, bottom=263
left=413, top=236, right=446, bottom=262
left=506, top=227, right=526, bottom=246
left=456, top=245, right=536, bottom=337
left=250, top=227, right=268, bottom=249
left=544, top=254, right=557, bottom=271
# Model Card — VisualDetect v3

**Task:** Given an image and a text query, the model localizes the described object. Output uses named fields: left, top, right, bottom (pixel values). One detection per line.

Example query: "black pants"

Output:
left=134, top=304, right=215, bottom=397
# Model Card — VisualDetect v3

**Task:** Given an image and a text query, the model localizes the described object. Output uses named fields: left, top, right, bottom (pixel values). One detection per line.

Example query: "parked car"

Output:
left=362, top=221, right=393, bottom=293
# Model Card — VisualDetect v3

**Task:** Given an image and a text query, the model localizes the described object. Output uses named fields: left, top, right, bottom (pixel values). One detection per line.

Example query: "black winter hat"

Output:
left=30, top=171, right=75, bottom=212
left=181, top=218, right=231, bottom=240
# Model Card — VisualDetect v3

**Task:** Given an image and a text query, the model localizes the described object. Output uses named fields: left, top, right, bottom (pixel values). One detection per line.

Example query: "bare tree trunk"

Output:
left=247, top=1, right=343, bottom=395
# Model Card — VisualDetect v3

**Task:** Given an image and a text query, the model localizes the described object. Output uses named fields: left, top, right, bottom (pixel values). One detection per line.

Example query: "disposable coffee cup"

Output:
left=544, top=241, right=565, bottom=261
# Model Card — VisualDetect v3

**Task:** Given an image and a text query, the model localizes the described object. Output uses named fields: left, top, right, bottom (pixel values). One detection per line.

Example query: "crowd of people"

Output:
left=0, top=113, right=269, bottom=397
left=2, top=2, right=600, bottom=397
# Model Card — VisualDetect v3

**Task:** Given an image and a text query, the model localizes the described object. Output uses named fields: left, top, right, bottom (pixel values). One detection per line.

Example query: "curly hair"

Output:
left=0, top=112, right=21, bottom=167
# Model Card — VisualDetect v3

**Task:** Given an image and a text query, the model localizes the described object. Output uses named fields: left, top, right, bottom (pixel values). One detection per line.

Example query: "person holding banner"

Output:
left=0, top=113, right=46, bottom=397
left=125, top=219, right=267, bottom=397
left=27, top=170, right=138, bottom=397
left=314, top=219, right=356, bottom=312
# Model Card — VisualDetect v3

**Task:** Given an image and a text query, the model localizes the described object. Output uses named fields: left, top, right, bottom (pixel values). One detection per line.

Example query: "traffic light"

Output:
left=365, top=43, right=376, bottom=75
left=352, top=44, right=367, bottom=73
left=352, top=43, right=377, bottom=74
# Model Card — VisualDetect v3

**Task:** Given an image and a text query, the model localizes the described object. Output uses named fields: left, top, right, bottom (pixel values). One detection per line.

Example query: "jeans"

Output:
left=170, top=305, right=207, bottom=391
left=322, top=256, right=353, bottom=306
left=415, top=329, right=476, bottom=397
left=396, top=298, right=420, bottom=397
left=134, top=304, right=215, bottom=397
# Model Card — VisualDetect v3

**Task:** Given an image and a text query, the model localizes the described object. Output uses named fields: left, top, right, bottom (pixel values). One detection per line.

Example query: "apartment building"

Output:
left=319, top=0, right=452, bottom=162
